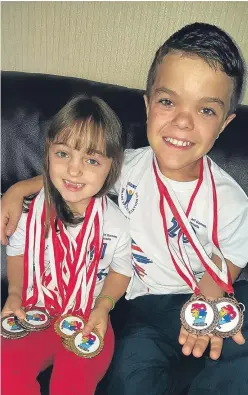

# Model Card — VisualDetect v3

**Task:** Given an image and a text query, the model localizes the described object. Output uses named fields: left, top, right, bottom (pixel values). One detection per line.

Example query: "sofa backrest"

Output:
left=2, top=71, right=248, bottom=196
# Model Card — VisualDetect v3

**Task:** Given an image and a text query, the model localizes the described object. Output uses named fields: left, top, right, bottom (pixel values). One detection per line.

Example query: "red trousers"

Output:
left=1, top=319, right=114, bottom=395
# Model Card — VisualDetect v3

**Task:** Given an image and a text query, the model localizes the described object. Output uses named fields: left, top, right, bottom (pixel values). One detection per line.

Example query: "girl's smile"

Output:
left=63, top=179, right=85, bottom=191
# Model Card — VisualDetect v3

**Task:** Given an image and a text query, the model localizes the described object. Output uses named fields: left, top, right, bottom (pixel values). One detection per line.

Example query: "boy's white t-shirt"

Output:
left=7, top=197, right=132, bottom=306
left=112, top=147, right=248, bottom=299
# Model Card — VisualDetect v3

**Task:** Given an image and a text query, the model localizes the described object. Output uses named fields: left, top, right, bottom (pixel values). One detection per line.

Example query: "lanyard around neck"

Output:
left=153, top=157, right=233, bottom=295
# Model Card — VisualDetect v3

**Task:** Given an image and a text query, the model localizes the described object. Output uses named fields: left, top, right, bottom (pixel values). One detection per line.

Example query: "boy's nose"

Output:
left=171, top=111, right=194, bottom=130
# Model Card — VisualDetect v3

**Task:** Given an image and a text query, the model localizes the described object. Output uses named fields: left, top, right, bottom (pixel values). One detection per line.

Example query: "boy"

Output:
left=1, top=23, right=248, bottom=394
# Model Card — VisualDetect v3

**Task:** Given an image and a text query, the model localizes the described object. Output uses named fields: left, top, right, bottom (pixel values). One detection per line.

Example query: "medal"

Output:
left=68, top=327, right=104, bottom=358
left=1, top=315, right=29, bottom=339
left=16, top=308, right=52, bottom=331
left=22, top=190, right=105, bottom=357
left=213, top=296, right=245, bottom=338
left=180, top=295, right=219, bottom=336
left=153, top=157, right=245, bottom=337
left=61, top=337, right=71, bottom=351
left=54, top=314, right=85, bottom=339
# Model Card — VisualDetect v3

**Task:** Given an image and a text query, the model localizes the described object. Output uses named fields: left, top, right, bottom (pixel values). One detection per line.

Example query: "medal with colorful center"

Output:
left=16, top=308, right=52, bottom=331
left=180, top=295, right=219, bottom=336
left=213, top=296, right=245, bottom=338
left=1, top=315, right=29, bottom=339
left=54, top=314, right=85, bottom=340
left=68, top=327, right=104, bottom=358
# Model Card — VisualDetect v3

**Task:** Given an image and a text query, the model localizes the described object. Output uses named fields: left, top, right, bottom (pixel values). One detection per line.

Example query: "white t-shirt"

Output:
left=7, top=196, right=132, bottom=306
left=112, top=147, right=248, bottom=299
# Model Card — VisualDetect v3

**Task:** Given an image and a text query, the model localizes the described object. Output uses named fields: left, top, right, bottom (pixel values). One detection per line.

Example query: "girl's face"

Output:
left=48, top=141, right=112, bottom=215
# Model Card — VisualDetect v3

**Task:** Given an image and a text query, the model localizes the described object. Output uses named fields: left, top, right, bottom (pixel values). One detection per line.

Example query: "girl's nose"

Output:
left=68, top=159, right=83, bottom=177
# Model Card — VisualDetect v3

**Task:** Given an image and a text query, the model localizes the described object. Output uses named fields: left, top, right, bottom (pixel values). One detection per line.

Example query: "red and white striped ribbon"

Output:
left=23, top=189, right=105, bottom=318
left=153, top=156, right=233, bottom=295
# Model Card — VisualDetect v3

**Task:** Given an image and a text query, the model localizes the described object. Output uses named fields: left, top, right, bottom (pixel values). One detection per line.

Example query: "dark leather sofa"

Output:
left=1, top=71, right=248, bottom=395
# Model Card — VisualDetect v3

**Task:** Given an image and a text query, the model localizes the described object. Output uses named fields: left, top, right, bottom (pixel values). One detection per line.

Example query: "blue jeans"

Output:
left=107, top=281, right=248, bottom=395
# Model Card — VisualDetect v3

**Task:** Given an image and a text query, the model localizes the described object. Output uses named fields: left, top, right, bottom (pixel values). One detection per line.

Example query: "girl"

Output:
left=1, top=95, right=132, bottom=395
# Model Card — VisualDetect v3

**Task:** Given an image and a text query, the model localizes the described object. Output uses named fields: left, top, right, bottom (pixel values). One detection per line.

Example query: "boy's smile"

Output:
left=145, top=52, right=235, bottom=181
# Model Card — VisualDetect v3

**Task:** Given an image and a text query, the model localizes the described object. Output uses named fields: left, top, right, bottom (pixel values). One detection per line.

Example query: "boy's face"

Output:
left=144, top=52, right=235, bottom=181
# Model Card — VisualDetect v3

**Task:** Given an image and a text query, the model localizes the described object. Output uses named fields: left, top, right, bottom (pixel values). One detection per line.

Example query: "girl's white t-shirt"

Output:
left=7, top=197, right=132, bottom=306
left=112, top=147, right=248, bottom=299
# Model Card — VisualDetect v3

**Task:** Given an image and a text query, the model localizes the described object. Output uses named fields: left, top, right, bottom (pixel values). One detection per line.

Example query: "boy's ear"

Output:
left=143, top=95, right=149, bottom=118
left=219, top=113, right=236, bottom=135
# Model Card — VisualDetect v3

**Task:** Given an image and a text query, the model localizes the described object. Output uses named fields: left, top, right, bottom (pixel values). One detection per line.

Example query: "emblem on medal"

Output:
left=180, top=295, right=219, bottom=336
left=54, top=314, right=85, bottom=350
left=212, top=296, right=245, bottom=338
left=68, top=327, right=104, bottom=358
left=16, top=308, right=52, bottom=331
left=54, top=314, right=104, bottom=357
left=1, top=315, right=29, bottom=339
left=54, top=314, right=85, bottom=338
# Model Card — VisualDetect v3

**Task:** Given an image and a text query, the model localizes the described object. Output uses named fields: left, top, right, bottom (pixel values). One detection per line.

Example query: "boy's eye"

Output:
left=201, top=108, right=216, bottom=116
left=56, top=151, right=69, bottom=158
left=159, top=98, right=173, bottom=107
left=86, top=158, right=100, bottom=165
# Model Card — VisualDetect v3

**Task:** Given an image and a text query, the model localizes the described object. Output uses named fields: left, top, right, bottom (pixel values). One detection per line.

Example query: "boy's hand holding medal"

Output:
left=179, top=316, right=245, bottom=360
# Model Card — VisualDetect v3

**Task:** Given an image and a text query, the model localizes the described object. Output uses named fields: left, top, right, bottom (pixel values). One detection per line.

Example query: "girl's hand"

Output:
left=82, top=307, right=109, bottom=339
left=1, top=293, right=26, bottom=320
left=179, top=325, right=245, bottom=360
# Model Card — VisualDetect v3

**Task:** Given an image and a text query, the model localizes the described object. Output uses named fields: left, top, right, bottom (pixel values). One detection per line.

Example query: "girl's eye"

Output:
left=86, top=158, right=100, bottom=165
left=201, top=107, right=216, bottom=116
left=56, top=151, right=69, bottom=158
left=159, top=98, right=173, bottom=107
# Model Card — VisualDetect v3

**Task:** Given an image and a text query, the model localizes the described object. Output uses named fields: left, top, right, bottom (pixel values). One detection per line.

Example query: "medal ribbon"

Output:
left=23, top=190, right=105, bottom=318
left=153, top=156, right=233, bottom=295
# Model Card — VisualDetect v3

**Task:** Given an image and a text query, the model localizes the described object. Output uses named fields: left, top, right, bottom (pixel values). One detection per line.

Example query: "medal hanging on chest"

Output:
left=153, top=157, right=245, bottom=337
left=50, top=197, right=105, bottom=357
left=21, top=190, right=105, bottom=356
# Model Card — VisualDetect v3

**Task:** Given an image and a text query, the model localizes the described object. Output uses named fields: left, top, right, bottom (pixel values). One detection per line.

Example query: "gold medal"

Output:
left=180, top=294, right=219, bottom=336
left=68, top=327, right=104, bottom=358
left=213, top=296, right=245, bottom=338
left=17, top=308, right=52, bottom=331
left=1, top=315, right=29, bottom=339
left=54, top=314, right=85, bottom=339
left=61, top=337, right=71, bottom=351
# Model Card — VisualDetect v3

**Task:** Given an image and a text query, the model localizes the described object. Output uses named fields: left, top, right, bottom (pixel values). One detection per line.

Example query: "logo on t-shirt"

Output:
left=168, top=217, right=198, bottom=243
left=121, top=182, right=139, bottom=214
left=132, top=239, right=152, bottom=278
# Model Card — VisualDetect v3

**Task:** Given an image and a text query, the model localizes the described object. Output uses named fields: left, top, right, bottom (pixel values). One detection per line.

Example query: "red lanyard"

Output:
left=23, top=196, right=104, bottom=318
left=153, top=158, right=233, bottom=295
